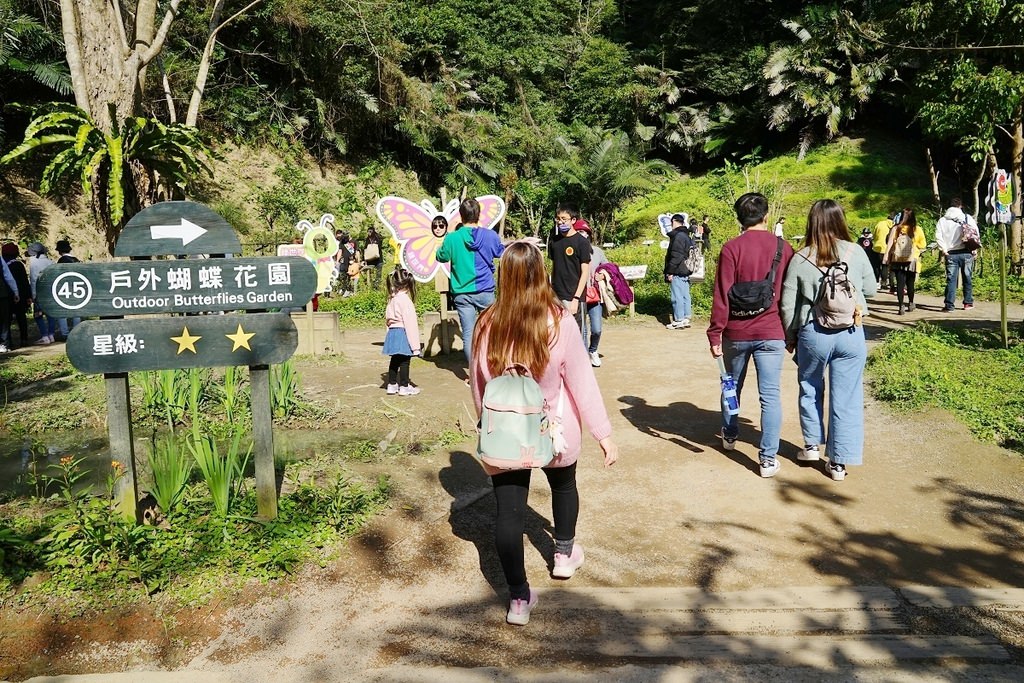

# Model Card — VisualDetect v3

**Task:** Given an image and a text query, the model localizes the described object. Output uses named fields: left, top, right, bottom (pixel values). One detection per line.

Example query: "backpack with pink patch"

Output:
left=477, top=364, right=565, bottom=469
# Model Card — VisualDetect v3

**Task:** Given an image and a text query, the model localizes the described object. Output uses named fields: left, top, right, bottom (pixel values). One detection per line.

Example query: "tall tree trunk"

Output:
left=926, top=146, right=942, bottom=212
left=59, top=0, right=182, bottom=131
left=1010, top=118, right=1024, bottom=275
left=968, top=149, right=992, bottom=220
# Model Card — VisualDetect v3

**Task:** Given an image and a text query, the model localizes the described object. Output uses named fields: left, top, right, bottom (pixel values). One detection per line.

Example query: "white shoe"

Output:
left=398, top=385, right=421, bottom=396
left=589, top=351, right=601, bottom=367
left=386, top=383, right=399, bottom=395
left=799, top=444, right=820, bottom=461
left=720, top=433, right=737, bottom=451
left=759, top=459, right=780, bottom=478
left=35, top=337, right=52, bottom=346
left=826, top=461, right=847, bottom=481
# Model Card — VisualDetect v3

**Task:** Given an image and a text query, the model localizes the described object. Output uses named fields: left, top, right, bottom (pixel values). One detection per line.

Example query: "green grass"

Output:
left=0, top=470, right=390, bottom=606
left=868, top=323, right=1024, bottom=453
left=619, top=135, right=934, bottom=243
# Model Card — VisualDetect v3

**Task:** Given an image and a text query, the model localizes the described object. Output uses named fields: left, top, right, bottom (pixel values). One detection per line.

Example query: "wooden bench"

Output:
left=617, top=265, right=647, bottom=318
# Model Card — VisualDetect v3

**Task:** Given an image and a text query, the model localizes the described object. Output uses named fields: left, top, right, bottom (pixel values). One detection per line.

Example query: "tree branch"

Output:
left=141, top=0, right=183, bottom=65
left=859, top=28, right=1024, bottom=53
left=58, top=0, right=90, bottom=113
left=110, top=0, right=131, bottom=57
left=186, top=0, right=263, bottom=126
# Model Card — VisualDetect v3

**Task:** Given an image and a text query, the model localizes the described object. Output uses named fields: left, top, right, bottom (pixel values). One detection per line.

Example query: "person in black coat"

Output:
left=664, top=214, right=696, bottom=329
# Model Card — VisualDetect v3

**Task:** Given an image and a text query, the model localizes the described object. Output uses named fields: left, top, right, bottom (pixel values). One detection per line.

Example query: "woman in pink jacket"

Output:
left=471, top=241, right=619, bottom=625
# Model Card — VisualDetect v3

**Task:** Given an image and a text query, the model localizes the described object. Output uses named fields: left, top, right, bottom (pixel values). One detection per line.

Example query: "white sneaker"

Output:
left=506, top=589, right=539, bottom=626
left=759, top=459, right=780, bottom=478
left=799, top=444, right=820, bottom=461
left=0, top=344, right=8, bottom=353
left=720, top=433, right=737, bottom=451
left=35, top=337, right=52, bottom=346
left=589, top=351, right=601, bottom=367
left=826, top=461, right=847, bottom=481
left=386, top=383, right=399, bottom=395
left=678, top=318, right=691, bottom=328
left=398, top=385, right=421, bottom=396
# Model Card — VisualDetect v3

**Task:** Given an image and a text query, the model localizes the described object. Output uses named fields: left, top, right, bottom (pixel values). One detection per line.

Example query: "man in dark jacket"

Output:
left=664, top=214, right=695, bottom=329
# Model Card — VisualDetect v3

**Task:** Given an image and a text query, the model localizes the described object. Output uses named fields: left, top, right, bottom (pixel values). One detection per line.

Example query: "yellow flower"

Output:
left=111, top=460, right=125, bottom=471
left=60, top=456, right=73, bottom=466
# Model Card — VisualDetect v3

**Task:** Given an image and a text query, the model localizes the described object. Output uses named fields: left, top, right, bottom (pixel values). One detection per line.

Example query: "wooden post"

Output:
left=249, top=364, right=278, bottom=520
left=1000, top=223, right=1009, bottom=349
left=104, top=372, right=138, bottom=521
left=305, top=299, right=316, bottom=355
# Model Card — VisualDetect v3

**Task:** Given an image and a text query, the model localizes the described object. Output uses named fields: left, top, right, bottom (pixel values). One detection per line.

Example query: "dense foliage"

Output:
left=2, top=1, right=1023, bottom=238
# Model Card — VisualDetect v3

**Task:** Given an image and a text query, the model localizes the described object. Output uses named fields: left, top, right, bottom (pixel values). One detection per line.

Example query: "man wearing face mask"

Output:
left=549, top=203, right=592, bottom=333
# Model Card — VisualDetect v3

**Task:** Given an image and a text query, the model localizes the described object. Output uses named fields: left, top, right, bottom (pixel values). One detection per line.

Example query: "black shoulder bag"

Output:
left=727, top=237, right=784, bottom=318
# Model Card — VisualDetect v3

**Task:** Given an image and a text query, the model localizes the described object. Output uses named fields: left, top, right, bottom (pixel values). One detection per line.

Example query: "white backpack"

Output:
left=802, top=243, right=859, bottom=330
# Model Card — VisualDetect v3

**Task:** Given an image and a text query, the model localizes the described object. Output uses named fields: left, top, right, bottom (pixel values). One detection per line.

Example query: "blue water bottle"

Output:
left=717, top=356, right=740, bottom=416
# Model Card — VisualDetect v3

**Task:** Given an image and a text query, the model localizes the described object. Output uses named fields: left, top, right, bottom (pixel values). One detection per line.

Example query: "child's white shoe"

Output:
left=386, top=383, right=399, bottom=395
left=399, top=385, right=420, bottom=396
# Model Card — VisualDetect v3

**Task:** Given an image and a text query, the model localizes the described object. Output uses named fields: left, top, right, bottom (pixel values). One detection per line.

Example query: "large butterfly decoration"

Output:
left=375, top=195, right=506, bottom=282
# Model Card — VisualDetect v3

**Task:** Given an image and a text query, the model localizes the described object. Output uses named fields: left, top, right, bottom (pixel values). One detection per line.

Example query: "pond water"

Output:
left=0, top=428, right=357, bottom=499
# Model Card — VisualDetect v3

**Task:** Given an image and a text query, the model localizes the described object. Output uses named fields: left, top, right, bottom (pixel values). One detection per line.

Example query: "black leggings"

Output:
left=388, top=354, right=411, bottom=386
left=491, top=463, right=579, bottom=600
left=893, top=267, right=917, bottom=307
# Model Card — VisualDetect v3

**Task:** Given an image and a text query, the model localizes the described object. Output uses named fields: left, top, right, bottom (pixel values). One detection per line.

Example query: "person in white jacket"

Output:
left=934, top=198, right=977, bottom=312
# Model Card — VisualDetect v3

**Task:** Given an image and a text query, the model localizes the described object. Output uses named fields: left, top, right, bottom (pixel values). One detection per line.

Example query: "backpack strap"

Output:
left=766, top=237, right=784, bottom=283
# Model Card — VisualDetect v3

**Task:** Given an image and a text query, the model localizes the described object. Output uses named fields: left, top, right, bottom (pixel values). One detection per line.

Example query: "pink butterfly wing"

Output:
left=475, top=195, right=507, bottom=230
left=376, top=197, right=449, bottom=282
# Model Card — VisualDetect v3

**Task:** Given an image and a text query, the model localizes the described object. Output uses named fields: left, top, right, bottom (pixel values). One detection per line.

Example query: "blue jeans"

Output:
left=944, top=252, right=974, bottom=308
left=584, top=302, right=602, bottom=354
left=670, top=275, right=691, bottom=321
left=34, top=310, right=55, bottom=340
left=797, top=321, right=866, bottom=466
left=721, top=338, right=785, bottom=461
left=453, top=291, right=495, bottom=363
left=57, top=316, right=81, bottom=338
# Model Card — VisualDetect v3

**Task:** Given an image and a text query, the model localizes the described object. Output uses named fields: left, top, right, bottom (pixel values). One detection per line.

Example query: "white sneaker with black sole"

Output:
left=720, top=433, right=737, bottom=451
left=589, top=351, right=601, bottom=367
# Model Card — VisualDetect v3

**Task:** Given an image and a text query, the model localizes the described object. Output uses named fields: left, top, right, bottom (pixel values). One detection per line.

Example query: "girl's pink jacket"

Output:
left=471, top=312, right=612, bottom=475
left=385, top=290, right=421, bottom=351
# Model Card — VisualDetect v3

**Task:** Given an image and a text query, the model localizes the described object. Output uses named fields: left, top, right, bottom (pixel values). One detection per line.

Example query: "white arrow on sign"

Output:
left=150, top=218, right=208, bottom=246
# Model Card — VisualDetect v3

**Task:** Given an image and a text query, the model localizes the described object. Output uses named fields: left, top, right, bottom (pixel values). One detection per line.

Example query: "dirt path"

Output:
left=12, top=291, right=1024, bottom=681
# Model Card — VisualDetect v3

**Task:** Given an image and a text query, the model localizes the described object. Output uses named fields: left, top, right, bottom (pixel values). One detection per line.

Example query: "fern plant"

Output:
left=0, top=103, right=213, bottom=229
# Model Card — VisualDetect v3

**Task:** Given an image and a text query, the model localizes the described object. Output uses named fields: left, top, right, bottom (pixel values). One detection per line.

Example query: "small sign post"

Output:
left=41, top=202, right=314, bottom=521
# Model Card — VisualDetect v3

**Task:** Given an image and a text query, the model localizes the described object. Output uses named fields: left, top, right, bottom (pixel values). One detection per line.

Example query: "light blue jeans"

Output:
left=943, top=251, right=974, bottom=309
left=453, top=291, right=495, bottom=363
left=57, top=317, right=81, bottom=338
left=584, top=302, right=602, bottom=354
left=722, top=338, right=785, bottom=461
left=670, top=275, right=691, bottom=321
left=797, top=321, right=867, bottom=466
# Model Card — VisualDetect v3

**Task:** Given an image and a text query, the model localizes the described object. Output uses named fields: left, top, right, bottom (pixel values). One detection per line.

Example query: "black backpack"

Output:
left=727, top=237, right=784, bottom=318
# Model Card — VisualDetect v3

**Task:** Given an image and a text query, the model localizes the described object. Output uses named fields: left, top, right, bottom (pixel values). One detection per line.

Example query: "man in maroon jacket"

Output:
left=707, top=193, right=794, bottom=478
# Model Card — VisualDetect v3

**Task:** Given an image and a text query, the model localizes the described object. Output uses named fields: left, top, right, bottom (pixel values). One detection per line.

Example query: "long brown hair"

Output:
left=802, top=199, right=850, bottom=266
left=473, top=241, right=562, bottom=378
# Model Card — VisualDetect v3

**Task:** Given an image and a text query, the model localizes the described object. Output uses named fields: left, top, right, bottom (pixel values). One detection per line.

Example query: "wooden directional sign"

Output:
left=114, top=201, right=243, bottom=257
left=36, top=257, right=316, bottom=318
left=65, top=313, right=297, bottom=374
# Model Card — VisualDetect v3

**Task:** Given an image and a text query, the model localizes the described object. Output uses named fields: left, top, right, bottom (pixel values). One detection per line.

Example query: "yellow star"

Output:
left=225, top=323, right=255, bottom=352
left=170, top=326, right=202, bottom=354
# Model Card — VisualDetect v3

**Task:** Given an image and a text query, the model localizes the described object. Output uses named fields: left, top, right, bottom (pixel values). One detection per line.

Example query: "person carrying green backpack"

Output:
left=470, top=241, right=619, bottom=626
